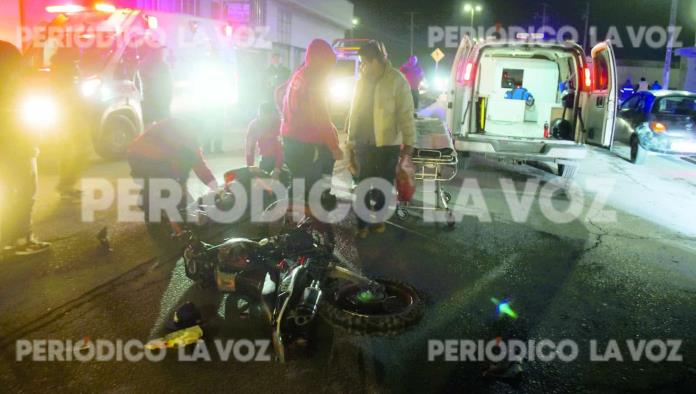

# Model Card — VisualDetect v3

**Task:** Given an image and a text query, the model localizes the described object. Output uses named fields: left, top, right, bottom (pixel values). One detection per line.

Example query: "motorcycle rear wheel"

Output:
left=320, top=278, right=424, bottom=335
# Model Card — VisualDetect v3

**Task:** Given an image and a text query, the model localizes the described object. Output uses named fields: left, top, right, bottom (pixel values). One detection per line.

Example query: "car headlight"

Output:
left=81, top=78, right=102, bottom=97
left=433, top=76, right=448, bottom=93
left=330, top=78, right=353, bottom=103
left=193, top=66, right=238, bottom=105
left=20, top=94, right=59, bottom=132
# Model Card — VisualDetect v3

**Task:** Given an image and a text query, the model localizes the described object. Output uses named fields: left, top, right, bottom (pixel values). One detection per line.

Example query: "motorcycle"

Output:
left=182, top=171, right=424, bottom=362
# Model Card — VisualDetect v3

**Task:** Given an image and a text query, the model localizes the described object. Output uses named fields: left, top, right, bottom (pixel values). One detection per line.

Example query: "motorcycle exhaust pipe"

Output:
left=294, top=280, right=322, bottom=326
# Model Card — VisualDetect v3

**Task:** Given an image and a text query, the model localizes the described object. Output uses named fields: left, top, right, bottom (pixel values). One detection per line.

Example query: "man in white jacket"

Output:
left=346, top=41, right=416, bottom=238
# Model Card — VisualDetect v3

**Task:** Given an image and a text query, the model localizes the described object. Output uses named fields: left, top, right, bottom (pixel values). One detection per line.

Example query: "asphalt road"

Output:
left=1, top=145, right=696, bottom=393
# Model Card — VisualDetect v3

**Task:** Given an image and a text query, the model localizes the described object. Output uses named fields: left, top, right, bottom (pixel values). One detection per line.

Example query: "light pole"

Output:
left=463, top=4, right=483, bottom=34
left=663, top=0, right=678, bottom=88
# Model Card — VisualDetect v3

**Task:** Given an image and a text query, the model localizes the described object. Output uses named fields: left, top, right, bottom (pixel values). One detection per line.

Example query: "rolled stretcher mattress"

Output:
left=414, top=118, right=455, bottom=156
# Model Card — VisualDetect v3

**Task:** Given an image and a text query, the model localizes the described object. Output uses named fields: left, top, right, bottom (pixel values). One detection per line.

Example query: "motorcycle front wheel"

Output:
left=320, top=278, right=424, bottom=335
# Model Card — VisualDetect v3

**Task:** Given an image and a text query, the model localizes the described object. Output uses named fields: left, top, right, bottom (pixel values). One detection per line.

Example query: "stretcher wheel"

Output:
left=396, top=207, right=409, bottom=220
left=446, top=211, right=456, bottom=228
left=443, top=191, right=452, bottom=203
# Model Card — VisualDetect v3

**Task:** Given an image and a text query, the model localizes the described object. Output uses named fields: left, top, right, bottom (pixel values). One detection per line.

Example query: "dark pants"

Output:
left=283, top=138, right=335, bottom=199
left=142, top=98, right=171, bottom=126
left=259, top=156, right=277, bottom=174
left=354, top=145, right=400, bottom=229
left=0, top=155, right=38, bottom=246
left=128, top=156, right=189, bottom=224
left=411, top=89, right=420, bottom=111
left=56, top=116, right=89, bottom=193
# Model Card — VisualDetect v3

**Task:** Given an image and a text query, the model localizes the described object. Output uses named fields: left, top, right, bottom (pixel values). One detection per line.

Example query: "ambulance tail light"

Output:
left=456, top=61, right=475, bottom=86
left=583, top=66, right=592, bottom=91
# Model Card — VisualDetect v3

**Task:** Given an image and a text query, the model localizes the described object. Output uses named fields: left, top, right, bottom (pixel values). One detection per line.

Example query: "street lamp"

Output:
left=463, top=3, right=483, bottom=29
left=350, top=17, right=359, bottom=38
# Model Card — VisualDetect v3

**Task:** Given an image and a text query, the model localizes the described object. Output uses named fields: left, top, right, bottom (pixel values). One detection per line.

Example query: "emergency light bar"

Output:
left=95, top=3, right=117, bottom=13
left=516, top=33, right=545, bottom=40
left=46, top=4, right=87, bottom=14
left=47, top=3, right=117, bottom=14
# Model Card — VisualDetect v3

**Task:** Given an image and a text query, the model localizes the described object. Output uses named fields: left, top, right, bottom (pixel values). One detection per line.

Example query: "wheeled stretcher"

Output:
left=396, top=118, right=458, bottom=227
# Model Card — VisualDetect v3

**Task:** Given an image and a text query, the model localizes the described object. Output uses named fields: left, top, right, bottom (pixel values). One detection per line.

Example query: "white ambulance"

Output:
left=447, top=35, right=618, bottom=178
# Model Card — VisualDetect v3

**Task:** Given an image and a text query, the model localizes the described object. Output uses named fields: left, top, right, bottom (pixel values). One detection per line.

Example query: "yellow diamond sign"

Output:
left=431, top=48, right=445, bottom=63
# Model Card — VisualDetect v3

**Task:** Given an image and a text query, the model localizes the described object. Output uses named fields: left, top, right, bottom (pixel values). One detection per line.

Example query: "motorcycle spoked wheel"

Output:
left=320, top=278, right=424, bottom=336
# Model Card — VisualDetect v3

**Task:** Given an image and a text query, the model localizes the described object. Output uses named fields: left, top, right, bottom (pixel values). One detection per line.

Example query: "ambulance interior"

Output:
left=474, top=47, right=580, bottom=140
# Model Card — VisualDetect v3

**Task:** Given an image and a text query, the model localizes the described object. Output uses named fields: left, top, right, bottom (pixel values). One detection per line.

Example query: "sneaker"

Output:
left=14, top=238, right=51, bottom=256
left=371, top=223, right=386, bottom=234
left=357, top=228, right=370, bottom=239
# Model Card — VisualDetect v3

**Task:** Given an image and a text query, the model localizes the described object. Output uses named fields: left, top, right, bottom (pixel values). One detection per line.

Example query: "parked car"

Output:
left=447, top=36, right=620, bottom=178
left=615, top=90, right=696, bottom=164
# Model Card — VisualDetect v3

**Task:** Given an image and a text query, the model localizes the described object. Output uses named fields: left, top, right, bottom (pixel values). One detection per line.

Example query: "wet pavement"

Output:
left=1, top=147, right=696, bottom=393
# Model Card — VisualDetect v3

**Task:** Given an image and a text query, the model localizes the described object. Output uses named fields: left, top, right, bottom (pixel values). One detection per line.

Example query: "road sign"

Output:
left=431, top=48, right=445, bottom=63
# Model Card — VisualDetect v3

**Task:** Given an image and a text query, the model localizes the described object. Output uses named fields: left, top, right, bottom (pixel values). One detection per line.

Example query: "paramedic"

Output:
left=620, top=78, right=635, bottom=102
left=281, top=39, right=342, bottom=198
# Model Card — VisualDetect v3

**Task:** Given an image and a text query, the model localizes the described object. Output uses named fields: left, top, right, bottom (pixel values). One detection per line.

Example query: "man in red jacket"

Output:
left=400, top=55, right=424, bottom=114
left=281, top=39, right=342, bottom=199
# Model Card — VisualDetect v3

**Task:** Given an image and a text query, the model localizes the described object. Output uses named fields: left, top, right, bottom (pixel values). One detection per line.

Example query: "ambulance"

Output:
left=447, top=35, right=618, bottom=178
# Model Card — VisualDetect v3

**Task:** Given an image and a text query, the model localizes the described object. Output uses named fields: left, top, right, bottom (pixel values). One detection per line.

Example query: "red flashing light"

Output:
left=464, top=62, right=474, bottom=81
left=456, top=61, right=475, bottom=85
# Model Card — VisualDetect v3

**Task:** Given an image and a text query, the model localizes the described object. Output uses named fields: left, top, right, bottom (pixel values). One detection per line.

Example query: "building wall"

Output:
left=0, top=1, right=21, bottom=47
left=616, top=60, right=683, bottom=90
left=265, top=0, right=353, bottom=69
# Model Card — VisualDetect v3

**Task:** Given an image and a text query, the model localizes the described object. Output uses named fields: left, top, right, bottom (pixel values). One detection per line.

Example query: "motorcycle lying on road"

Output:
left=181, top=169, right=424, bottom=362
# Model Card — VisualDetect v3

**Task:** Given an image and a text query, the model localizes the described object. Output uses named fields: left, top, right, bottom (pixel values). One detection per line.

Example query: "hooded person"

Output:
left=399, top=55, right=424, bottom=112
left=280, top=39, right=342, bottom=198
left=0, top=41, right=51, bottom=255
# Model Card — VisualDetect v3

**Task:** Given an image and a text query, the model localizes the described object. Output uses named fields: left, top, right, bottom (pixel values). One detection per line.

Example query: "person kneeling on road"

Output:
left=346, top=40, right=415, bottom=239
left=127, top=117, right=218, bottom=229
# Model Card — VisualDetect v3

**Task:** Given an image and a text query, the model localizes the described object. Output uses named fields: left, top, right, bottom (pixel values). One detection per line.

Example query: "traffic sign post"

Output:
left=431, top=48, right=445, bottom=73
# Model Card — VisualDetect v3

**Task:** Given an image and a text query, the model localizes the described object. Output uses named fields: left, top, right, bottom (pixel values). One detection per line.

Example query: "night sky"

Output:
left=351, top=0, right=696, bottom=75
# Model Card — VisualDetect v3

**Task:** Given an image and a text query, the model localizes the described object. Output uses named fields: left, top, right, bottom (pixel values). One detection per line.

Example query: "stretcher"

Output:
left=396, top=118, right=458, bottom=227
